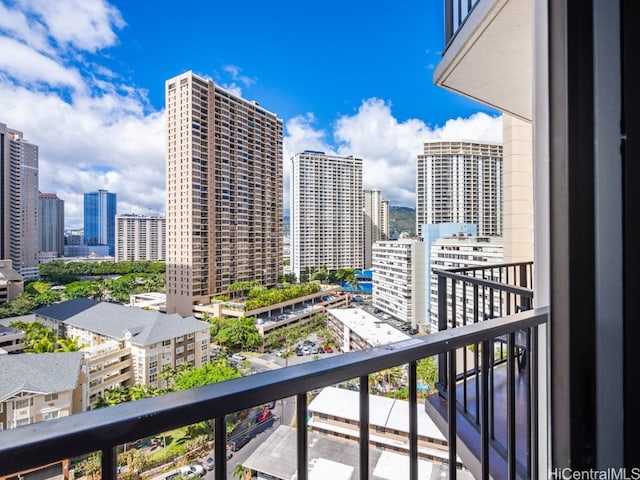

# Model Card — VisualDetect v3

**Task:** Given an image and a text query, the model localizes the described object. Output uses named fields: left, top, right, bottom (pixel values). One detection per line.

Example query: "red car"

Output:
left=323, top=345, right=333, bottom=353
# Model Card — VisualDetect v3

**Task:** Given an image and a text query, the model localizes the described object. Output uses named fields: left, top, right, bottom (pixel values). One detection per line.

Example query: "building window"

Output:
left=162, top=340, right=171, bottom=347
left=187, top=343, right=194, bottom=351
left=16, top=417, right=32, bottom=427
left=44, top=393, right=59, bottom=402
left=176, top=346, right=184, bottom=354
left=187, top=354, right=195, bottom=362
left=176, top=336, right=184, bottom=343
left=13, top=398, right=33, bottom=409
left=43, top=410, right=60, bottom=421
left=176, top=358, right=184, bottom=366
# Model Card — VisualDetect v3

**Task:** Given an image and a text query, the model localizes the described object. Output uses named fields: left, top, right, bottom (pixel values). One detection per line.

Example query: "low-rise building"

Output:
left=308, top=387, right=462, bottom=468
left=326, top=308, right=409, bottom=352
left=0, top=260, right=23, bottom=304
left=0, top=352, right=86, bottom=430
left=194, top=284, right=348, bottom=350
left=0, top=324, right=25, bottom=354
left=33, top=299, right=211, bottom=396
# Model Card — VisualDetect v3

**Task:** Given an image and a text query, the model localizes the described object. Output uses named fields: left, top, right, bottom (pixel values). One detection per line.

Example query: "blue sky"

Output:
left=0, top=0, right=501, bottom=228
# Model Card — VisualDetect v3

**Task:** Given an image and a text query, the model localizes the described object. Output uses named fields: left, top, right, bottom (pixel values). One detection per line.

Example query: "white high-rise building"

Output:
left=290, top=151, right=363, bottom=280
left=115, top=214, right=166, bottom=262
left=417, top=140, right=503, bottom=237
left=0, top=123, right=39, bottom=280
left=363, top=189, right=389, bottom=269
left=430, top=235, right=503, bottom=327
left=372, top=238, right=426, bottom=330
left=165, top=71, right=283, bottom=316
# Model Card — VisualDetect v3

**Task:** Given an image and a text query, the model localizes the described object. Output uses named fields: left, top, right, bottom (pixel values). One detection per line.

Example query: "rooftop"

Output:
left=0, top=352, right=82, bottom=401
left=327, top=308, right=409, bottom=346
left=308, top=387, right=445, bottom=441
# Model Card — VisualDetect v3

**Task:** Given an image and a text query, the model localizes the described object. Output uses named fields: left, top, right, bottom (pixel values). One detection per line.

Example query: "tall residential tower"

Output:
left=38, top=193, right=65, bottom=258
left=165, top=71, right=283, bottom=316
left=290, top=151, right=363, bottom=280
left=0, top=123, right=39, bottom=280
left=363, top=189, right=389, bottom=269
left=416, top=140, right=503, bottom=237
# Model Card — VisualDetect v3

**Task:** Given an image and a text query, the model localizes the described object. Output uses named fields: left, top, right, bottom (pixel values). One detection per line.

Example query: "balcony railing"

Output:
left=0, top=307, right=546, bottom=480
left=432, top=262, right=537, bottom=479
left=444, top=0, right=481, bottom=47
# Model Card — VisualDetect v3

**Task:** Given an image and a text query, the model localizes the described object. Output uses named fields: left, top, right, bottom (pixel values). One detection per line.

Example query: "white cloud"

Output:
left=283, top=99, right=502, bottom=214
left=18, top=0, right=125, bottom=52
left=0, top=2, right=52, bottom=55
left=0, top=36, right=83, bottom=88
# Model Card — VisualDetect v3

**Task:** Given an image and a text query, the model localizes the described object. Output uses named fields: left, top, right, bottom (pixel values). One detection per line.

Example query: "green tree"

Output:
left=54, top=336, right=86, bottom=352
left=215, top=317, right=262, bottom=350
left=232, top=462, right=249, bottom=480
left=77, top=452, right=101, bottom=480
left=64, top=280, right=102, bottom=300
left=416, top=356, right=438, bottom=393
left=172, top=361, right=240, bottom=391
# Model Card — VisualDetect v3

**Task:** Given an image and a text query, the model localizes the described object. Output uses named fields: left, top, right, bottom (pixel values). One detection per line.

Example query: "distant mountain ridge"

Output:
left=389, top=206, right=416, bottom=237
left=283, top=207, right=415, bottom=238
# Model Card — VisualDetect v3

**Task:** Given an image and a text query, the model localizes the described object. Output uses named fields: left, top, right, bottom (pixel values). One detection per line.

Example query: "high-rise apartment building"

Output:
left=0, top=123, right=39, bottom=280
left=372, top=238, right=426, bottom=330
left=429, top=235, right=503, bottom=327
left=84, top=189, right=116, bottom=257
left=115, top=213, right=166, bottom=262
left=416, top=140, right=503, bottom=237
left=363, top=189, right=389, bottom=269
left=38, top=193, right=64, bottom=258
left=165, top=71, right=283, bottom=316
left=290, top=151, right=363, bottom=280
left=380, top=199, right=390, bottom=240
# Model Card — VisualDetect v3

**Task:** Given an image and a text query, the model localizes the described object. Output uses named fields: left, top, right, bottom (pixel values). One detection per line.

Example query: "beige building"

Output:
left=0, top=260, right=23, bottom=304
left=290, top=152, right=364, bottom=280
left=308, top=387, right=463, bottom=468
left=0, top=123, right=39, bottom=280
left=416, top=140, right=503, bottom=237
left=502, top=115, right=533, bottom=262
left=115, top=213, right=166, bottom=261
left=33, top=299, right=211, bottom=397
left=363, top=189, right=389, bottom=269
left=0, top=352, right=86, bottom=430
left=165, top=71, right=283, bottom=316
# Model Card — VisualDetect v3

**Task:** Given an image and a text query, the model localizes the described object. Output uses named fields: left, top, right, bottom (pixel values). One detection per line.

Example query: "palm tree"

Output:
left=54, top=337, right=86, bottom=352
left=232, top=462, right=249, bottom=480
left=30, top=337, right=54, bottom=353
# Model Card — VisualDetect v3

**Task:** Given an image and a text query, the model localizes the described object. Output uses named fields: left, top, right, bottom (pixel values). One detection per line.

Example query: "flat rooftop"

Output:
left=327, top=308, right=409, bottom=346
left=243, top=425, right=473, bottom=480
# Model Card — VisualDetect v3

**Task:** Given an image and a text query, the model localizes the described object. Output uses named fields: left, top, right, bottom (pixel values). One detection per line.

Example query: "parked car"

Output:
left=323, top=345, right=333, bottom=353
left=295, top=347, right=304, bottom=356
left=231, top=353, right=246, bottom=361
left=203, top=450, right=232, bottom=471
left=177, top=463, right=205, bottom=479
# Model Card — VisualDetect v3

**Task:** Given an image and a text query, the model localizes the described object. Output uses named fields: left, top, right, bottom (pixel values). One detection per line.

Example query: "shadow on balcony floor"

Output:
left=425, top=359, right=531, bottom=480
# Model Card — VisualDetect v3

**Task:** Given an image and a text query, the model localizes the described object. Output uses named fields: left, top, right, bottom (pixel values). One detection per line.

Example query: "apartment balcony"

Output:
left=426, top=262, right=536, bottom=479
left=434, top=0, right=532, bottom=121
left=0, top=285, right=546, bottom=480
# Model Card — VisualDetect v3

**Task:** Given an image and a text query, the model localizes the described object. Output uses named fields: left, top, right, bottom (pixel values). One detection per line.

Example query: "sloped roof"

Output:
left=33, top=298, right=99, bottom=321
left=61, top=301, right=210, bottom=346
left=0, top=352, right=82, bottom=401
